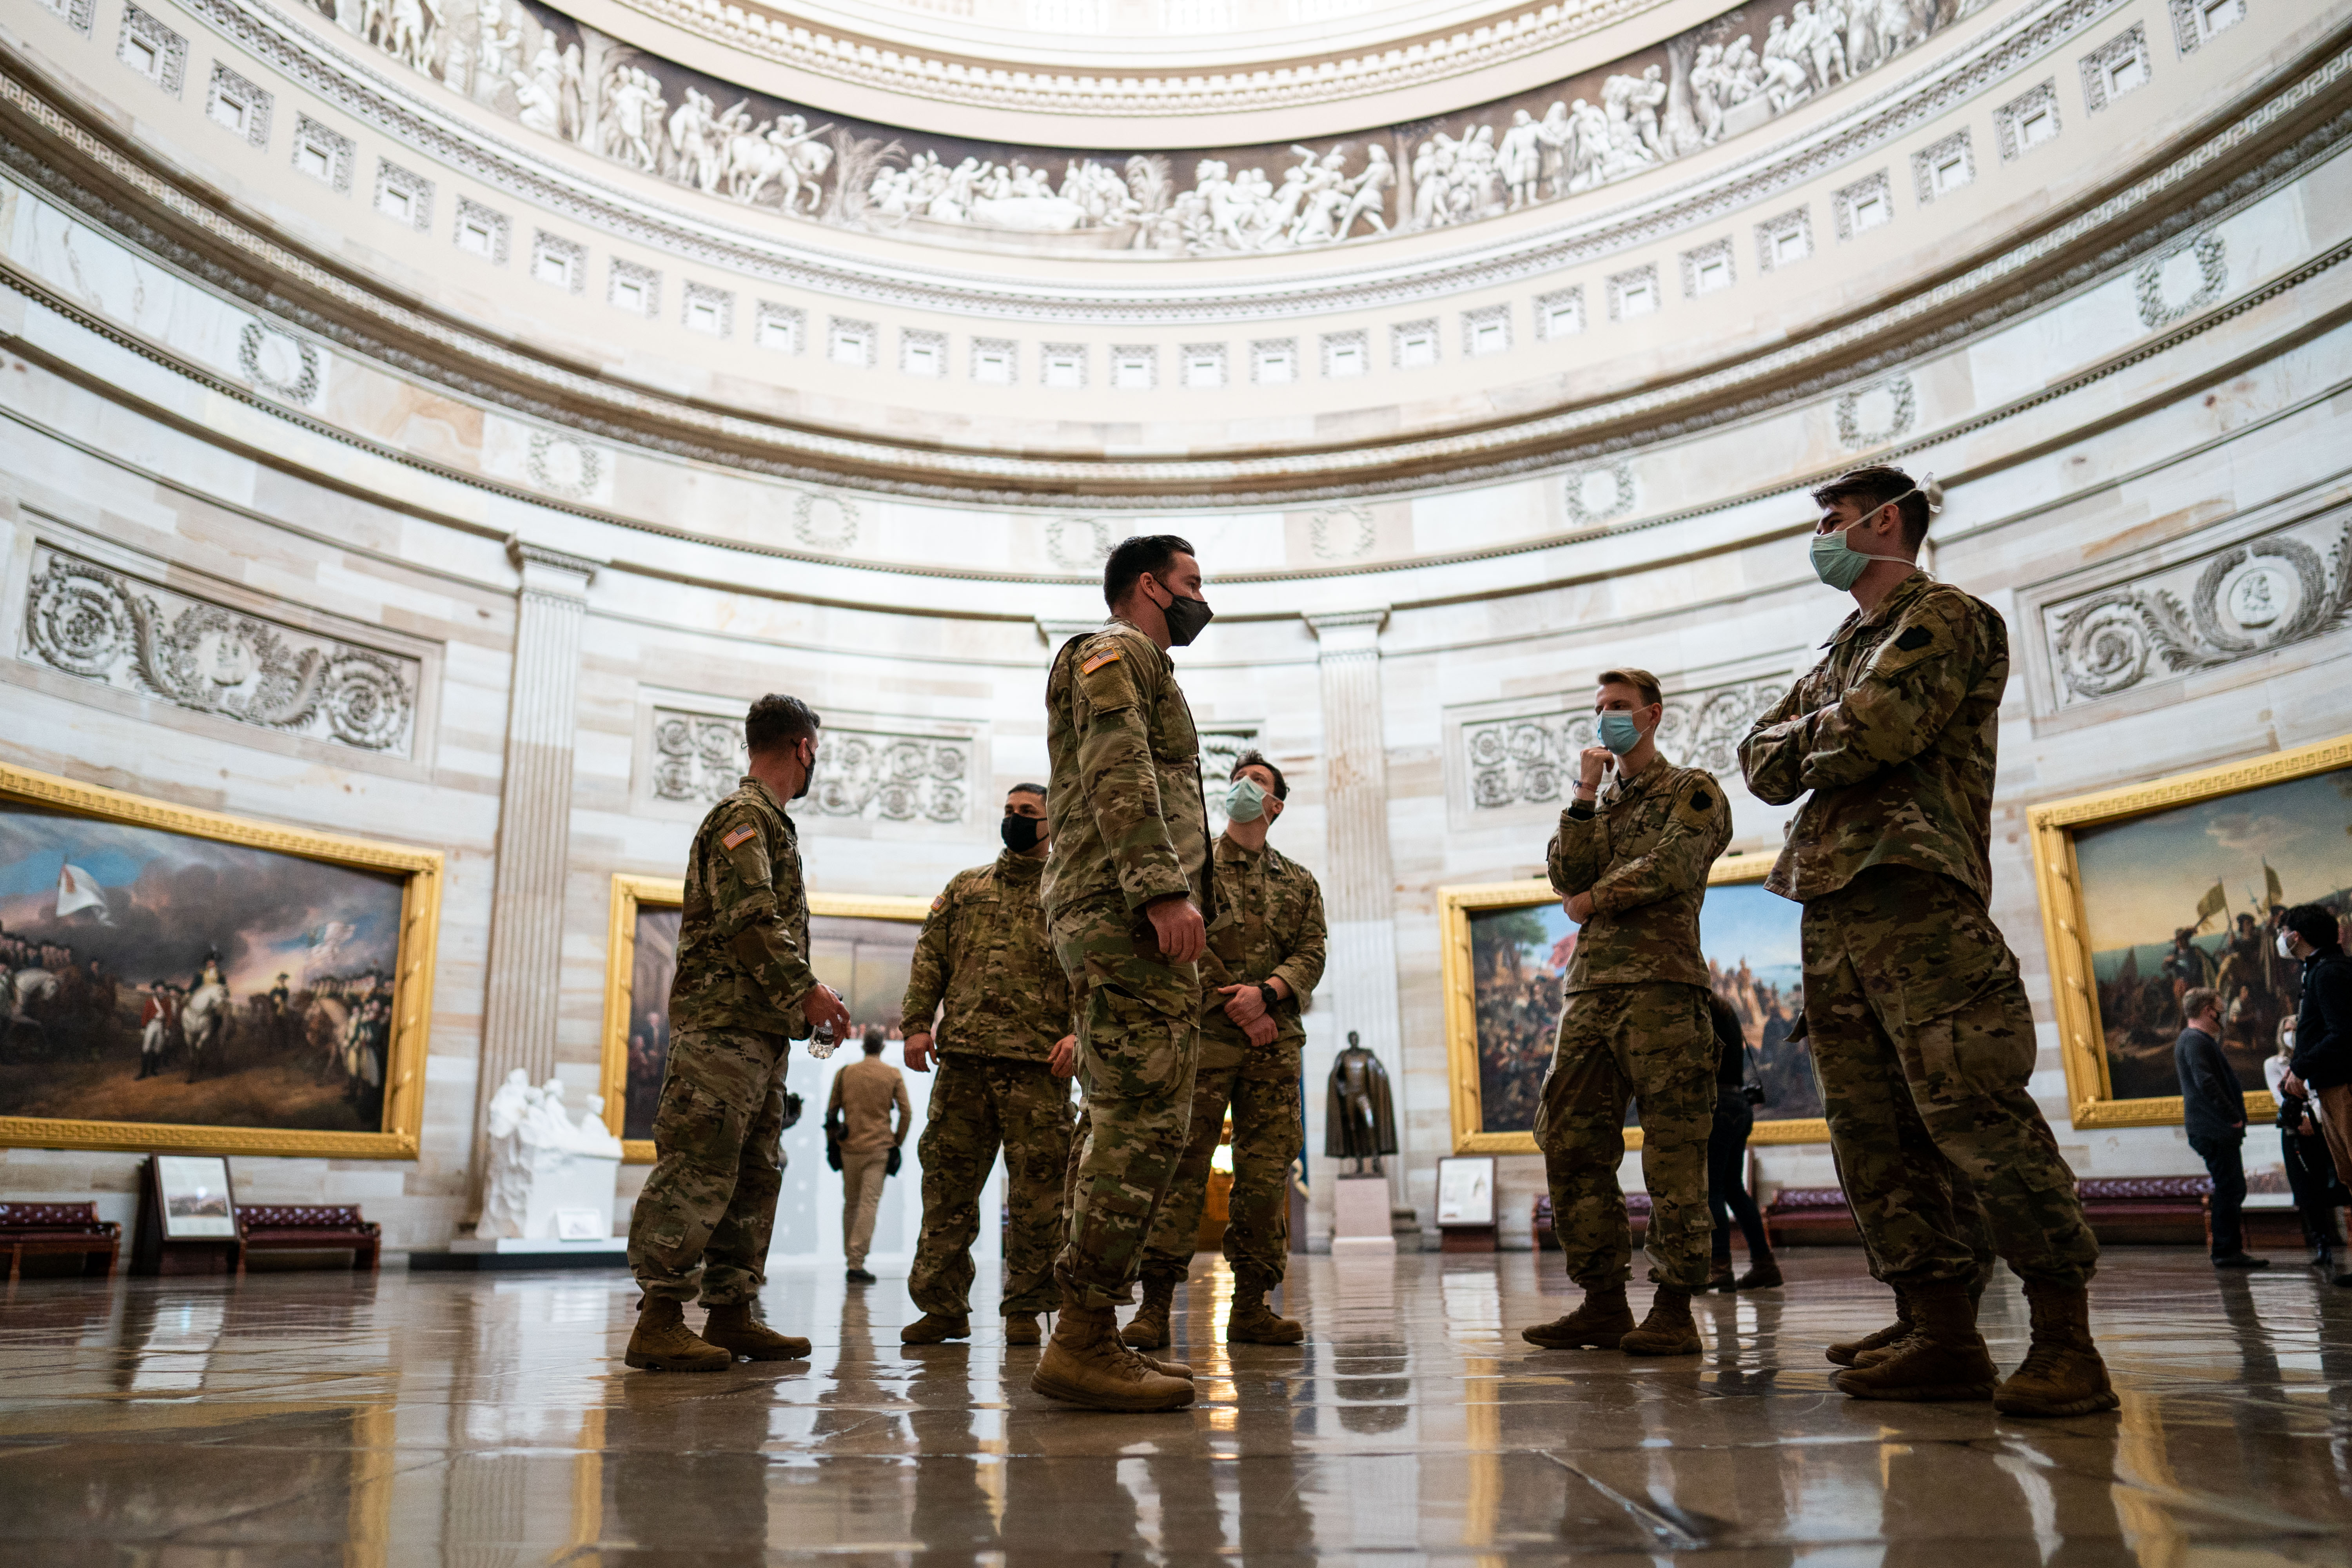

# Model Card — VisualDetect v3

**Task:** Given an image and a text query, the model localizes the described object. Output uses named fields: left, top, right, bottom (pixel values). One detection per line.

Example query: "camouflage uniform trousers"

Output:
left=1803, top=864, right=2098, bottom=1290
left=628, top=1027, right=791, bottom=1306
left=1139, top=1053, right=1304, bottom=1294
left=1054, top=981, right=1200, bottom=1310
left=1535, top=982, right=1716, bottom=1293
left=906, top=1054, right=1074, bottom=1318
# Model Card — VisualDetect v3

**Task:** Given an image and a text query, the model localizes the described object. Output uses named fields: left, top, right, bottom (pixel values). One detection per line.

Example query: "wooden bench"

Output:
left=0, top=1202, right=123, bottom=1282
left=234, top=1205, right=381, bottom=1275
left=1531, top=1193, right=1650, bottom=1252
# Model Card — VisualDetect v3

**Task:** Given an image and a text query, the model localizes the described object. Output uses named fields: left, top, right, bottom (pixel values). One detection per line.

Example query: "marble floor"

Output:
left=2, top=1248, right=2349, bottom=1565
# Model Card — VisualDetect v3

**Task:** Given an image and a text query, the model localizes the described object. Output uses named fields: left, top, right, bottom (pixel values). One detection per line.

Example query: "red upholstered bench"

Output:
left=2077, top=1177, right=2211, bottom=1247
left=0, top=1202, right=123, bottom=1281
left=1762, top=1187, right=1864, bottom=1247
left=1531, top=1193, right=1650, bottom=1252
left=234, top=1205, right=381, bottom=1274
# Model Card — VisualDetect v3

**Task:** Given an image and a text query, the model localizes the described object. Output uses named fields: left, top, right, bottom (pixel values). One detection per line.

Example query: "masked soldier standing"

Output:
left=1125, top=749, right=1328, bottom=1352
left=1523, top=668, right=1733, bottom=1358
left=1739, top=466, right=2114, bottom=1417
left=625, top=694, right=853, bottom=1372
left=1034, top=534, right=1217, bottom=1412
left=899, top=783, right=1081, bottom=1348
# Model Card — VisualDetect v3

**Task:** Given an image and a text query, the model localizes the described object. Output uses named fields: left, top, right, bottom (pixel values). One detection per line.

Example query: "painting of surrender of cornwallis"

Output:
left=0, top=803, right=407, bottom=1134
left=2075, top=767, right=2352, bottom=1103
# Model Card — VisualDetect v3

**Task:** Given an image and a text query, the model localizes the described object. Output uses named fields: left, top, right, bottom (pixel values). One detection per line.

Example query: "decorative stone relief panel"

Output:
left=1832, top=171, right=1893, bottom=239
left=2080, top=24, right=2152, bottom=111
left=2134, top=232, right=2227, bottom=328
left=237, top=322, right=325, bottom=408
left=19, top=544, right=420, bottom=755
left=204, top=64, right=272, bottom=146
left=1460, top=676, right=1788, bottom=809
left=2040, top=512, right=2351, bottom=708
left=649, top=708, right=973, bottom=824
left=372, top=159, right=434, bottom=230
left=1045, top=519, right=1114, bottom=573
left=792, top=492, right=858, bottom=550
left=116, top=5, right=188, bottom=96
left=42, top=0, right=96, bottom=38
left=453, top=196, right=511, bottom=261
left=1310, top=507, right=1376, bottom=562
left=2167, top=0, right=2245, bottom=55
left=290, top=115, right=354, bottom=191
left=1835, top=375, right=1915, bottom=448
left=1562, top=462, right=1636, bottom=529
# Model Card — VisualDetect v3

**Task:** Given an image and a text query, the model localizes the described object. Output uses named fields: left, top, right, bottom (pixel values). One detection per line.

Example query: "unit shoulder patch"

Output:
left=1894, top=626, right=1933, bottom=652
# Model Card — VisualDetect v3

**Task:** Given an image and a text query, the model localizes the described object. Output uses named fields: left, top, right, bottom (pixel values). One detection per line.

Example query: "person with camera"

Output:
left=1705, top=993, right=1780, bottom=1291
left=2277, top=902, right=2352, bottom=1288
left=1522, top=668, right=1731, bottom=1359
left=2267, top=1016, right=2345, bottom=1271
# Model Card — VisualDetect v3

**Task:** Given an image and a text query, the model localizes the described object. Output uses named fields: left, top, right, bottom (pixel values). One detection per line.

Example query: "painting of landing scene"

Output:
left=0, top=804, right=405, bottom=1132
left=1466, top=877, right=1815, bottom=1137
left=2076, top=768, right=2352, bottom=1102
left=620, top=909, right=919, bottom=1142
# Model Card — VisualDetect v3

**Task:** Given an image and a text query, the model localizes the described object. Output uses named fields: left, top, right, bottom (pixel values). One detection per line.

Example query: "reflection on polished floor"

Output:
left=3, top=1249, right=2350, bottom=1563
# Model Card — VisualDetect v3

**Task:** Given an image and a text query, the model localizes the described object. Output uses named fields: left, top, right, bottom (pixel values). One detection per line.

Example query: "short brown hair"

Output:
left=1230, top=749, right=1287, bottom=801
left=1596, top=668, right=1662, bottom=707
left=744, top=694, right=821, bottom=757
left=1811, top=465, right=1931, bottom=551
left=2183, top=987, right=2220, bottom=1023
left=1007, top=782, right=1047, bottom=800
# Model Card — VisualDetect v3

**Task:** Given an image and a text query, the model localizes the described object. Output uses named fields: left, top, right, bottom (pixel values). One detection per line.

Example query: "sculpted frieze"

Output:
left=19, top=545, right=420, bottom=756
left=650, top=708, right=973, bottom=824
left=1460, top=677, right=1787, bottom=810
left=293, top=0, right=1964, bottom=262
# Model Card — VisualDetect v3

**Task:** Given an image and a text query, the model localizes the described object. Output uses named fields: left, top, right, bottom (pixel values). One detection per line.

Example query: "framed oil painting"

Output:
left=2031, top=733, right=2352, bottom=1129
left=0, top=763, right=439, bottom=1157
left=1440, top=851, right=1826, bottom=1155
left=600, top=875, right=931, bottom=1162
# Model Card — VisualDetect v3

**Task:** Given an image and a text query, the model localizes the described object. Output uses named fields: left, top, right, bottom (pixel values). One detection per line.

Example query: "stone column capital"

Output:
left=1305, top=608, right=1388, bottom=657
left=505, top=536, right=602, bottom=597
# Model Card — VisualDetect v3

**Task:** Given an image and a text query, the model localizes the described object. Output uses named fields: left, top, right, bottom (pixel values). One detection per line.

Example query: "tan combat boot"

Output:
left=1033, top=1291, right=1195, bottom=1412
left=1993, top=1281, right=2119, bottom=1418
left=1827, top=1286, right=1912, bottom=1368
left=1620, top=1285, right=1702, bottom=1356
left=1120, top=1277, right=1177, bottom=1350
left=901, top=1312, right=971, bottom=1345
left=1522, top=1284, right=1637, bottom=1350
left=702, top=1301, right=810, bottom=1361
left=1227, top=1290, right=1306, bottom=1345
left=624, top=1296, right=731, bottom=1373
left=1004, top=1313, right=1042, bottom=1347
left=1833, top=1279, right=1996, bottom=1401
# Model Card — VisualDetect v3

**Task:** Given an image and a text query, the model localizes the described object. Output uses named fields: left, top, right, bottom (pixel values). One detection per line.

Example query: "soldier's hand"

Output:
left=1576, top=745, right=1612, bottom=795
left=801, top=982, right=851, bottom=1042
left=903, top=1031, right=935, bottom=1073
left=1218, top=983, right=1266, bottom=1024
left=2285, top=1070, right=2307, bottom=1098
left=1564, top=891, right=1595, bottom=924
left=1048, top=1034, right=1078, bottom=1078
left=1243, top=1013, right=1279, bottom=1048
left=1145, top=895, right=1208, bottom=965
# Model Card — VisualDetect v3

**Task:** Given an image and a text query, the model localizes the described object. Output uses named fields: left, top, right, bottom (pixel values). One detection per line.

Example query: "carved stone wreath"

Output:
left=1047, top=519, right=1114, bottom=573
left=526, top=432, right=604, bottom=500
left=237, top=322, right=319, bottom=405
left=1310, top=507, right=1376, bottom=561
left=1835, top=375, right=1917, bottom=448
left=1561, top=462, right=1637, bottom=529
left=2050, top=519, right=2352, bottom=702
left=792, top=492, right=859, bottom=551
left=2133, top=232, right=2228, bottom=329
left=22, top=549, right=417, bottom=752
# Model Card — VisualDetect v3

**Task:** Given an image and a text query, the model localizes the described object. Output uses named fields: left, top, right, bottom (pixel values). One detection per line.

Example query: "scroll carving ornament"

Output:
left=21, top=548, right=417, bottom=754
left=652, top=708, right=969, bottom=822
left=1464, top=677, right=1786, bottom=808
left=2047, top=518, right=2352, bottom=705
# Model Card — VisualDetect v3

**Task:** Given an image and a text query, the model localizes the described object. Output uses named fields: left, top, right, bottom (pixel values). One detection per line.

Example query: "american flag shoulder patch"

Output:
left=722, top=824, right=757, bottom=851
left=1079, top=648, right=1122, bottom=675
left=931, top=894, right=947, bottom=912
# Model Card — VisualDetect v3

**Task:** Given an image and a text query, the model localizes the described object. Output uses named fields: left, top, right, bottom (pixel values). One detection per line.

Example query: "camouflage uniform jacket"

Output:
left=1738, top=571, right=2004, bottom=904
left=1041, top=620, right=1215, bottom=933
left=1548, top=759, right=1731, bottom=994
left=667, top=776, right=817, bottom=1037
left=900, top=850, right=1072, bottom=1062
left=1200, top=833, right=1328, bottom=1063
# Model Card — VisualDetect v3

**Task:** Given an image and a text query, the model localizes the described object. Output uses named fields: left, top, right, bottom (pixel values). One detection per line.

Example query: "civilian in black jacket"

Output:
left=2279, top=902, right=2352, bottom=1290
left=2175, top=987, right=2265, bottom=1268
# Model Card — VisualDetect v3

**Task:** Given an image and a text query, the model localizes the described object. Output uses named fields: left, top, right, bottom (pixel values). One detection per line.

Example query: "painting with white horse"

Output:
left=0, top=800, right=406, bottom=1136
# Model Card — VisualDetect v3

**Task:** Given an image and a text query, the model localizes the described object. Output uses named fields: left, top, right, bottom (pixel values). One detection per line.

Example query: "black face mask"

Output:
left=792, top=742, right=814, bottom=800
left=1000, top=814, right=1044, bottom=852
left=1151, top=581, right=1215, bottom=647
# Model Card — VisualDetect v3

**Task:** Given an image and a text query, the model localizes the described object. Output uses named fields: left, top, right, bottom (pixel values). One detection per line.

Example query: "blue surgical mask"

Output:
left=1225, top=776, right=1268, bottom=822
left=1597, top=710, right=1644, bottom=755
left=1809, top=524, right=1880, bottom=592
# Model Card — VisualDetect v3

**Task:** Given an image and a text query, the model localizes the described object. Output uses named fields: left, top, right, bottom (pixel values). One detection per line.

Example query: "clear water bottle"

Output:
left=808, top=1019, right=838, bottom=1060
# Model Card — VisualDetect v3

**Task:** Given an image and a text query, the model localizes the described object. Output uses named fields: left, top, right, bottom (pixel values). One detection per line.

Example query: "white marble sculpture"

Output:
left=475, top=1069, right=625, bottom=1241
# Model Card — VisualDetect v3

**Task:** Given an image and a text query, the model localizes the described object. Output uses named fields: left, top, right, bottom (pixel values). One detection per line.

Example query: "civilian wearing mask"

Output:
left=1704, top=993, right=1780, bottom=1291
left=2175, top=986, right=2266, bottom=1269
left=2267, top=1018, right=2346, bottom=1271
left=828, top=1027, right=911, bottom=1284
left=2278, top=902, right=2352, bottom=1288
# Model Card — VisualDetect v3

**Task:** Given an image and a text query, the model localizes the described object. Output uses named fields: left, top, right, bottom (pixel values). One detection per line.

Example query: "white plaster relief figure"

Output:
left=512, top=69, right=560, bottom=137
left=477, top=1069, right=625, bottom=1241
left=599, top=65, right=666, bottom=172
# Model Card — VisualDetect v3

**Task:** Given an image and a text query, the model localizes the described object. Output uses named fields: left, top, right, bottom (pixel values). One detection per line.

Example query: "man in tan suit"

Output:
left=828, top=1027, right=911, bottom=1284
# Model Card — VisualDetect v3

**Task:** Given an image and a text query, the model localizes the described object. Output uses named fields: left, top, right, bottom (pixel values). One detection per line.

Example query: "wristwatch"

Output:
left=1257, top=983, right=1279, bottom=1014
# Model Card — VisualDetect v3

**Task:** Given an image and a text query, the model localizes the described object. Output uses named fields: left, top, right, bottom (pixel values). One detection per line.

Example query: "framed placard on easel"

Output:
left=133, top=1154, right=240, bottom=1275
left=1436, top=1154, right=1498, bottom=1253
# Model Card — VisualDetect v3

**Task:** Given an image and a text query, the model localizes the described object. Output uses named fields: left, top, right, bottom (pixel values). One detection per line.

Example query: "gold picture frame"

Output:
left=1440, top=851, right=1829, bottom=1155
left=2029, top=733, right=2352, bottom=1130
left=598, top=875, right=932, bottom=1162
left=0, top=762, right=441, bottom=1158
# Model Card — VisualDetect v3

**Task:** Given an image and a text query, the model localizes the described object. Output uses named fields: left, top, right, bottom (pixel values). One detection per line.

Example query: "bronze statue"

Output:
left=1324, top=1032, right=1397, bottom=1174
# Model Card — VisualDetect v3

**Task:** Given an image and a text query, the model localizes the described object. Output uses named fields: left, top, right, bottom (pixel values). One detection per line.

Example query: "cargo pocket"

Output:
left=1083, top=985, right=1186, bottom=1100
left=1911, top=985, right=2035, bottom=1105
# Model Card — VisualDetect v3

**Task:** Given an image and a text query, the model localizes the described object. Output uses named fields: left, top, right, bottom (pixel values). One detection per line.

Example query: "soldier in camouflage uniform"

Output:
left=625, top=694, right=853, bottom=1374
left=1523, top=668, right=1732, bottom=1359
left=1033, top=534, right=1218, bottom=1412
left=898, top=783, right=1080, bottom=1349
left=1739, top=465, right=2114, bottom=1417
left=1125, top=749, right=1327, bottom=1351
